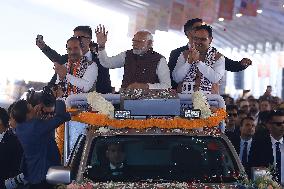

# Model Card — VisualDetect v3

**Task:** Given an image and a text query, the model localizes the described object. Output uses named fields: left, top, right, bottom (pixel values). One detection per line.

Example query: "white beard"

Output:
left=133, top=47, right=148, bottom=55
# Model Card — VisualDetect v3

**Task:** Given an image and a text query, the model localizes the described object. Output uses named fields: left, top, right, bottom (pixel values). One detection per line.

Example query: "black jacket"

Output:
left=248, top=133, right=282, bottom=181
left=0, top=130, right=23, bottom=186
left=88, top=164, right=130, bottom=181
left=226, top=133, right=254, bottom=176
left=41, top=46, right=112, bottom=94
left=249, top=134, right=275, bottom=168
left=168, top=45, right=248, bottom=89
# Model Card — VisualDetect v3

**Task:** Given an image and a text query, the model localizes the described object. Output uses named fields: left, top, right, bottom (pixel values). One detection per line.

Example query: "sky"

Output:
left=0, top=0, right=130, bottom=84
left=0, top=0, right=187, bottom=91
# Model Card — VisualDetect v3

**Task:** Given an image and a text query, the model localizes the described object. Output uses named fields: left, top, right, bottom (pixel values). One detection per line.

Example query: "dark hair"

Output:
left=239, top=98, right=249, bottom=105
left=259, top=98, right=270, bottom=103
left=107, top=142, right=125, bottom=152
left=226, top=105, right=238, bottom=112
left=26, top=86, right=56, bottom=108
left=194, top=24, right=213, bottom=38
left=66, top=36, right=83, bottom=48
left=267, top=109, right=284, bottom=121
left=240, top=116, right=255, bottom=127
left=0, top=107, right=9, bottom=128
left=238, top=109, right=246, bottom=115
left=183, top=18, right=203, bottom=36
left=7, top=102, right=16, bottom=117
left=73, top=26, right=92, bottom=39
left=26, top=88, right=42, bottom=107
left=12, top=100, right=29, bottom=124
left=249, top=98, right=259, bottom=103
left=41, top=86, right=56, bottom=108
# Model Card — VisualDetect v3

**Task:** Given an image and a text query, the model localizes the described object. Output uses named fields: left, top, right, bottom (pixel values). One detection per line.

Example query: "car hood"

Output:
left=78, top=182, right=241, bottom=188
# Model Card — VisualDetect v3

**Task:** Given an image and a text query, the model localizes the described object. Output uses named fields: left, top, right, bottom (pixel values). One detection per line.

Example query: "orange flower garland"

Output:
left=55, top=124, right=65, bottom=159
left=67, top=59, right=81, bottom=96
left=70, top=108, right=227, bottom=130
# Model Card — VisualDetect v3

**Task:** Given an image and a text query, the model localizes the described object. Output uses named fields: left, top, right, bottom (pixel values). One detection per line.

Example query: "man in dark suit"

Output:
left=12, top=99, right=71, bottom=189
left=225, top=105, right=240, bottom=134
left=36, top=26, right=112, bottom=94
left=249, top=110, right=284, bottom=184
left=227, top=116, right=255, bottom=175
left=169, top=18, right=252, bottom=90
left=0, top=107, right=23, bottom=189
left=89, top=143, right=129, bottom=181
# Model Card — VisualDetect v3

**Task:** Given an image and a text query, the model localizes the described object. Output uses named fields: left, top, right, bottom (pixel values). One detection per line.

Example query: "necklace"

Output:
left=66, top=59, right=81, bottom=95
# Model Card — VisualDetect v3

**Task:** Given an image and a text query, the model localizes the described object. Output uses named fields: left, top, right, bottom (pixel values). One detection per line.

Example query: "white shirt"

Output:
left=98, top=50, right=171, bottom=89
left=56, top=59, right=98, bottom=93
left=0, top=131, right=6, bottom=143
left=110, top=163, right=124, bottom=170
left=270, top=135, right=284, bottom=184
left=239, top=138, right=253, bottom=162
left=172, top=51, right=225, bottom=84
left=84, top=51, right=92, bottom=61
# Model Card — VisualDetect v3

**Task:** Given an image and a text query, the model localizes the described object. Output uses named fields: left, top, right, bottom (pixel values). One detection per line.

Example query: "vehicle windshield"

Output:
left=84, top=135, right=240, bottom=183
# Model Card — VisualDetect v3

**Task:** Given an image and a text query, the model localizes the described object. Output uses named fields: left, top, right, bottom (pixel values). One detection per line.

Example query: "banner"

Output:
left=258, top=62, right=270, bottom=77
left=135, top=11, right=147, bottom=32
left=145, top=7, right=159, bottom=33
left=127, top=16, right=136, bottom=37
left=239, top=0, right=259, bottom=16
left=261, top=0, right=284, bottom=14
left=200, top=0, right=219, bottom=24
left=278, top=52, right=284, bottom=68
left=158, top=1, right=171, bottom=31
left=218, top=0, right=235, bottom=20
left=169, top=0, right=185, bottom=30
left=183, top=0, right=202, bottom=24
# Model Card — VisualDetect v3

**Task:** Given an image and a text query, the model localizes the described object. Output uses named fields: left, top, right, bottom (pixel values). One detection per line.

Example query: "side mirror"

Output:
left=251, top=167, right=269, bottom=181
left=46, top=166, right=71, bottom=185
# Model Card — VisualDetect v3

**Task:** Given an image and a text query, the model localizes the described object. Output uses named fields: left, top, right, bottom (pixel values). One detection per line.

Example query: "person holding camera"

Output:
left=11, top=97, right=72, bottom=189
left=36, top=26, right=112, bottom=94
left=52, top=37, right=98, bottom=97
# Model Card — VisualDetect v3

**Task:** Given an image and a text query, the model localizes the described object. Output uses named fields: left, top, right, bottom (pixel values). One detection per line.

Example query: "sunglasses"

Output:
left=76, top=36, right=90, bottom=39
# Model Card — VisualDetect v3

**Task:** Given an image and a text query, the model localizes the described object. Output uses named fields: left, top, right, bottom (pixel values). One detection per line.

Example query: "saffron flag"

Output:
left=240, top=0, right=259, bottom=16
left=183, top=0, right=201, bottom=24
left=218, top=0, right=235, bottom=20
left=145, top=7, right=159, bottom=34
left=158, top=1, right=171, bottom=31
left=169, top=0, right=185, bottom=30
left=258, top=62, right=270, bottom=77
left=135, top=11, right=147, bottom=32
left=200, top=0, right=219, bottom=24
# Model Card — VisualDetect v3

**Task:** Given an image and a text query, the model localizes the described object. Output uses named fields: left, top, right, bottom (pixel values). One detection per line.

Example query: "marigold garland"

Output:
left=70, top=108, right=227, bottom=130
left=55, top=124, right=65, bottom=159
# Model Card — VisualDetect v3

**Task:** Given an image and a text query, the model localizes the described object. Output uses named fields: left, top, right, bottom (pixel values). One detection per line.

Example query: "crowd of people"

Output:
left=0, top=17, right=283, bottom=189
left=223, top=86, right=284, bottom=184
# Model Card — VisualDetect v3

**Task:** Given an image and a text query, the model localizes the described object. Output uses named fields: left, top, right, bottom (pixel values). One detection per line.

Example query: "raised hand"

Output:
left=54, top=62, right=67, bottom=81
left=36, top=34, right=46, bottom=50
left=95, top=25, right=108, bottom=48
left=240, top=58, right=252, bottom=67
left=187, top=44, right=199, bottom=64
